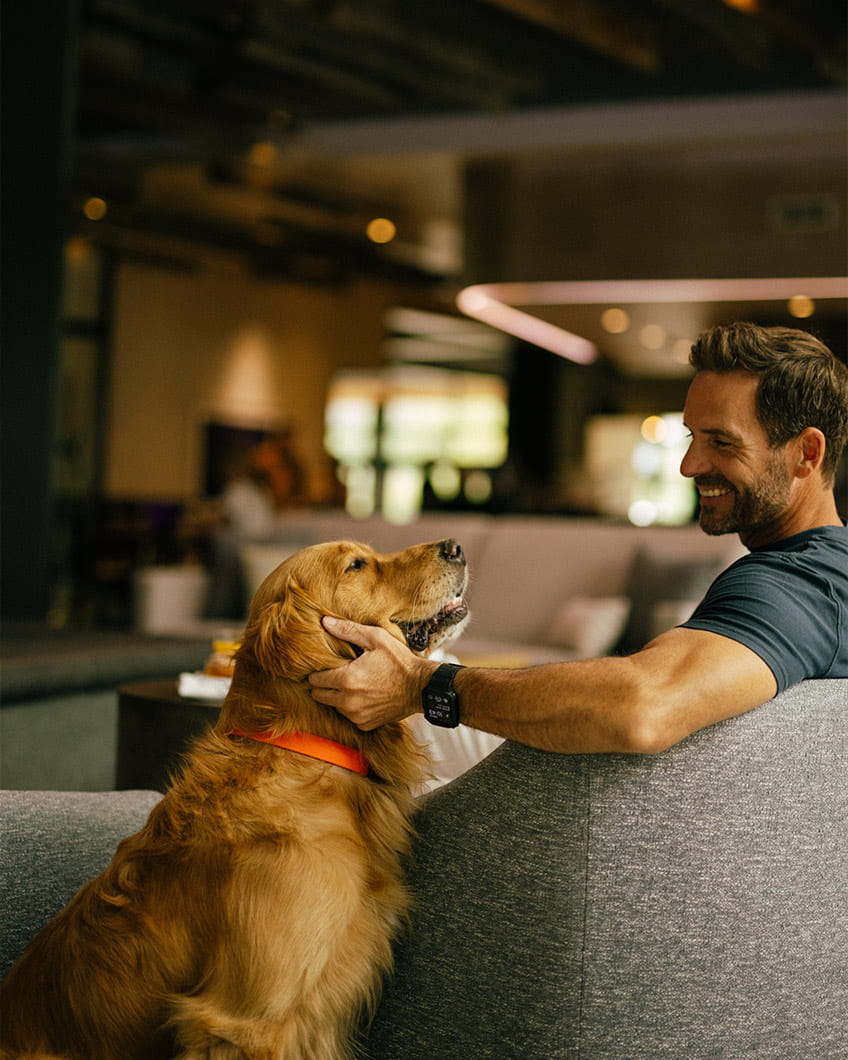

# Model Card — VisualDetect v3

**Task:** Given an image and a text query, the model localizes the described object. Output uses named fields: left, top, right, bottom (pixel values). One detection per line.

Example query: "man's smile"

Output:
left=696, top=481, right=734, bottom=499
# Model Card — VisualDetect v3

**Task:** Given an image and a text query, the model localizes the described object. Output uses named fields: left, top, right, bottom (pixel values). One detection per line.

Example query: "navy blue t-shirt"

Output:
left=681, top=524, right=848, bottom=692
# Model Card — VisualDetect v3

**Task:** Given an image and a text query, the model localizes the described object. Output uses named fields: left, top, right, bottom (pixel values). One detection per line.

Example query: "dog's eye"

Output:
left=345, top=557, right=368, bottom=573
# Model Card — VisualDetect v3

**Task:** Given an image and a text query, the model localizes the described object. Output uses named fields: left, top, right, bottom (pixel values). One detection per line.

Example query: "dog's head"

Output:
left=236, top=538, right=469, bottom=684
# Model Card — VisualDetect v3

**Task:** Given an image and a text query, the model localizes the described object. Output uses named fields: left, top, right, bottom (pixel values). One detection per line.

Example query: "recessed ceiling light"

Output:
left=366, top=217, right=397, bottom=244
left=601, top=307, right=630, bottom=334
left=787, top=295, right=815, bottom=318
left=639, top=324, right=666, bottom=350
left=83, top=197, right=107, bottom=221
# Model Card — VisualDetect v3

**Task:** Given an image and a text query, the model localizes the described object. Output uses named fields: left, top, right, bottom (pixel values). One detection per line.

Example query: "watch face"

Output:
left=424, top=689, right=459, bottom=727
left=422, top=663, right=462, bottom=727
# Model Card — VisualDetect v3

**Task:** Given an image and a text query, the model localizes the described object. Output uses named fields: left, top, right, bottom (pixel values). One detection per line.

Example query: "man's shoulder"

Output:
left=751, top=523, right=848, bottom=555
left=711, top=524, right=847, bottom=603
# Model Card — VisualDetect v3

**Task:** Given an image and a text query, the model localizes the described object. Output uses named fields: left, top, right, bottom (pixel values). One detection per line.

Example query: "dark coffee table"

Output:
left=116, top=679, right=222, bottom=792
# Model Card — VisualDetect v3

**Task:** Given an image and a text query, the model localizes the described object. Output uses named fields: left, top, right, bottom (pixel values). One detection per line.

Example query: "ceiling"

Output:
left=76, top=0, right=846, bottom=136
left=72, top=0, right=846, bottom=273
left=68, top=0, right=847, bottom=377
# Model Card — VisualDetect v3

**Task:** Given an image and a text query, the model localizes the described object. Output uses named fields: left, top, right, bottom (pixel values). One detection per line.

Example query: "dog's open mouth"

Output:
left=396, top=596, right=469, bottom=653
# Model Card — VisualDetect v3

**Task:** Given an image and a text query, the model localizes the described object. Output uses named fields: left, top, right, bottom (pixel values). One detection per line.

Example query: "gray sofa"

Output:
left=0, top=629, right=210, bottom=790
left=2, top=680, right=846, bottom=1058
left=367, top=679, right=848, bottom=1058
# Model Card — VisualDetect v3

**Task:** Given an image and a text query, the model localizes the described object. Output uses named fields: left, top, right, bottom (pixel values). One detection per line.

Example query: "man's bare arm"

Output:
left=309, top=619, right=778, bottom=755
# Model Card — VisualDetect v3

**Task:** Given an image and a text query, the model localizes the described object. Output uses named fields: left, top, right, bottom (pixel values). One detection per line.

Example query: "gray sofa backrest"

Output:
left=0, top=788, right=163, bottom=979
left=366, top=680, right=848, bottom=1059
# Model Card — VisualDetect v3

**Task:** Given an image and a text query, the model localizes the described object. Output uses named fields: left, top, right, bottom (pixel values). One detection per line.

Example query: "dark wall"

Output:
left=1, top=2, right=79, bottom=620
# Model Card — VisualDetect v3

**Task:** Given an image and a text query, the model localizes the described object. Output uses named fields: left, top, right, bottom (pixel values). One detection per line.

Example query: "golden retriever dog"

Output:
left=0, top=538, right=469, bottom=1060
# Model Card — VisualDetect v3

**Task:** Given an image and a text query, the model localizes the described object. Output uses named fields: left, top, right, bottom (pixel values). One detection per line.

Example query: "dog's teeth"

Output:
left=399, top=595, right=468, bottom=652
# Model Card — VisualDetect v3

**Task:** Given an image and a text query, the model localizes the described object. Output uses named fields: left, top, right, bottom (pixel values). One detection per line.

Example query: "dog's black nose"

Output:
left=439, top=539, right=465, bottom=565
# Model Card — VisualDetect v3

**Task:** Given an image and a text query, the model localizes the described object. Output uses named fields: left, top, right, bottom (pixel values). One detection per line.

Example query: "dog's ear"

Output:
left=242, top=578, right=357, bottom=680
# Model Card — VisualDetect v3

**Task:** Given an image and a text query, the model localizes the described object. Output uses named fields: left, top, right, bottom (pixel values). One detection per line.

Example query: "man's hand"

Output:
left=308, top=617, right=438, bottom=730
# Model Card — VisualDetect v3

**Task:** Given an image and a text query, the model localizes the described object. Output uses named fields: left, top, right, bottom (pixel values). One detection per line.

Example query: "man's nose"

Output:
left=680, top=440, right=707, bottom=479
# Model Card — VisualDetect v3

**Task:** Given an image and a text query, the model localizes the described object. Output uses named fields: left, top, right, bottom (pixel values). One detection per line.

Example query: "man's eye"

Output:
left=345, top=557, right=367, bottom=572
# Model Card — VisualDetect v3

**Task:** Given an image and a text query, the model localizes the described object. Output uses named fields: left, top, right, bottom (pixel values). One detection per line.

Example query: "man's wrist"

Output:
left=413, top=659, right=441, bottom=713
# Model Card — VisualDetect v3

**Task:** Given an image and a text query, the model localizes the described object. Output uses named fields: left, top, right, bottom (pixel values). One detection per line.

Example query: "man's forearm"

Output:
left=443, top=628, right=777, bottom=756
left=449, top=657, right=652, bottom=754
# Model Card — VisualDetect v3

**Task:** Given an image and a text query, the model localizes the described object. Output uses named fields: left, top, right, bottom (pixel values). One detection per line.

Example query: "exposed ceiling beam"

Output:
left=286, top=88, right=846, bottom=158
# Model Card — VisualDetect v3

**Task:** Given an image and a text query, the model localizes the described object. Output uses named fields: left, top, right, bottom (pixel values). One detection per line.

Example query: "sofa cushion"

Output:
left=0, top=789, right=162, bottom=977
left=545, top=595, right=630, bottom=658
left=0, top=628, right=210, bottom=701
left=616, top=548, right=724, bottom=653
left=451, top=635, right=577, bottom=667
left=648, top=597, right=701, bottom=640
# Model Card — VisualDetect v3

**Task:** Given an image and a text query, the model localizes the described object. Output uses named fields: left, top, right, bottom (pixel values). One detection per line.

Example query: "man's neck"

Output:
left=739, top=491, right=843, bottom=550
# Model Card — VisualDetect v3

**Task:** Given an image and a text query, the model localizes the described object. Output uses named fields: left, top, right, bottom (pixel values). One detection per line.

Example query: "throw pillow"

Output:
left=616, top=548, right=723, bottom=654
left=546, top=596, right=631, bottom=658
left=649, top=598, right=701, bottom=641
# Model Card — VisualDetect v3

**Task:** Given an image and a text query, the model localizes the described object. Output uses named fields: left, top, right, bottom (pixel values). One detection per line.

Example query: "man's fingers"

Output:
left=321, top=615, right=382, bottom=651
left=307, top=674, right=342, bottom=697
left=308, top=676, right=381, bottom=730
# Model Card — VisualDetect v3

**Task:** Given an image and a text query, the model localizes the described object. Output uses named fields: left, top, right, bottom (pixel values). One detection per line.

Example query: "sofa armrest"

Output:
left=366, top=680, right=848, bottom=1058
left=0, top=788, right=162, bottom=978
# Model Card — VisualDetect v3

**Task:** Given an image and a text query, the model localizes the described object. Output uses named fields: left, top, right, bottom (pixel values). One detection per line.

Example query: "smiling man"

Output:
left=310, top=322, right=848, bottom=755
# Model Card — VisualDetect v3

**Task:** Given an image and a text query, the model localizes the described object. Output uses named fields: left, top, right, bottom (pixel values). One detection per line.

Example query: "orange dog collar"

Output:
left=230, top=729, right=369, bottom=776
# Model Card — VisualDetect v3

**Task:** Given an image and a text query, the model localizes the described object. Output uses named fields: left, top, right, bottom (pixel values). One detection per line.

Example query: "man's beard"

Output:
left=696, top=452, right=791, bottom=538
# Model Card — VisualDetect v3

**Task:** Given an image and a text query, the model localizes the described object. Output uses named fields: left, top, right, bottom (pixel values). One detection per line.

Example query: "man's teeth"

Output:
left=699, top=486, right=732, bottom=497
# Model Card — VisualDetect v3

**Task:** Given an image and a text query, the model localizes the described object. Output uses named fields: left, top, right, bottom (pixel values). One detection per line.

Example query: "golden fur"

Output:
left=0, top=538, right=469, bottom=1060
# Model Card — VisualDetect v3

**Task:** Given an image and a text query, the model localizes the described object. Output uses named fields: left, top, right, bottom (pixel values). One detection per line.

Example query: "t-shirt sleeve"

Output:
left=681, top=554, right=840, bottom=692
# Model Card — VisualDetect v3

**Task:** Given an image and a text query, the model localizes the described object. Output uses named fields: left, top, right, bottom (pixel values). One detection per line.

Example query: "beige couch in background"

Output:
left=230, top=510, right=746, bottom=666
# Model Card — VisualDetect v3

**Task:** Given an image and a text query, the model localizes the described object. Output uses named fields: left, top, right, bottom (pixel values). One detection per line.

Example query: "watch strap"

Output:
left=427, top=662, right=463, bottom=694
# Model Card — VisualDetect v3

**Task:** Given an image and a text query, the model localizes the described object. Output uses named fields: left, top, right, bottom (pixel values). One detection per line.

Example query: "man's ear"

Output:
left=793, top=427, right=826, bottom=479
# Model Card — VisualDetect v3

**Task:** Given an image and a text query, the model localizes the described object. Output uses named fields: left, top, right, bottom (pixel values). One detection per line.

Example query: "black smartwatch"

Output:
left=421, top=663, right=463, bottom=728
